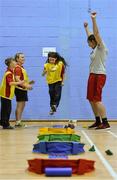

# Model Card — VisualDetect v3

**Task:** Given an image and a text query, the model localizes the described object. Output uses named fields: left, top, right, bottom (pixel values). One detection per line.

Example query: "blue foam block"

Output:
left=45, top=167, right=72, bottom=176
left=49, top=153, right=68, bottom=159
left=72, top=142, right=85, bottom=154
left=52, top=125, right=63, bottom=128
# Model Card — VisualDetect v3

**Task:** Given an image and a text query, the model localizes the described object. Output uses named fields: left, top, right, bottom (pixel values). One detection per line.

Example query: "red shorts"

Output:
left=87, top=73, right=106, bottom=102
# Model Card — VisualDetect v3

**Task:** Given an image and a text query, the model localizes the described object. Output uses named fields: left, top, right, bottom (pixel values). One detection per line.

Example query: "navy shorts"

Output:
left=15, top=88, right=28, bottom=102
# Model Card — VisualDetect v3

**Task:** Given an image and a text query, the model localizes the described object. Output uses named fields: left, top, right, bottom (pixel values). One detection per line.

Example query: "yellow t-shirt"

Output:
left=44, top=61, right=63, bottom=84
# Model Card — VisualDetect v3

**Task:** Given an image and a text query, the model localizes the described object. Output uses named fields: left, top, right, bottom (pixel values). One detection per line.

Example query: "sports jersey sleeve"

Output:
left=14, top=66, right=22, bottom=76
left=6, top=73, right=13, bottom=85
left=44, top=63, right=48, bottom=71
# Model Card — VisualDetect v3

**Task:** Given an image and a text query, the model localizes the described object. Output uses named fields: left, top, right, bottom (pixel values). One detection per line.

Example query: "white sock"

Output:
left=16, top=120, right=21, bottom=125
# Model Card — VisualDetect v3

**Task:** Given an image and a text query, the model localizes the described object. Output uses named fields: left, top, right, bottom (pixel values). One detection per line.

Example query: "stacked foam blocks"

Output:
left=27, top=126, right=95, bottom=176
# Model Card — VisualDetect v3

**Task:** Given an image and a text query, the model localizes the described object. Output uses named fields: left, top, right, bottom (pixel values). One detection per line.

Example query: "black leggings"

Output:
left=0, top=97, right=11, bottom=128
left=48, top=81, right=62, bottom=108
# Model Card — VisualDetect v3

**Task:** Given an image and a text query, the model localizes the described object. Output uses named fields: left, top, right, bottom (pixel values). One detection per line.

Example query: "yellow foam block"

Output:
left=39, top=127, right=75, bottom=135
left=82, top=125, right=88, bottom=128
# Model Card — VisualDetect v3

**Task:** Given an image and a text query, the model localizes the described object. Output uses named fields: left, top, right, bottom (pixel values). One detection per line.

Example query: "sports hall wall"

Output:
left=0, top=0, right=117, bottom=120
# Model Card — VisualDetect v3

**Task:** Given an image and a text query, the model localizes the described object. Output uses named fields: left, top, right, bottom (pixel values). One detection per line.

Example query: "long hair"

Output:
left=46, top=52, right=68, bottom=68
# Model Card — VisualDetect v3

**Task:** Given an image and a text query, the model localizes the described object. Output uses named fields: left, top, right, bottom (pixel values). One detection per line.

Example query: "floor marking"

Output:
left=107, top=131, right=117, bottom=138
left=81, top=130, right=117, bottom=179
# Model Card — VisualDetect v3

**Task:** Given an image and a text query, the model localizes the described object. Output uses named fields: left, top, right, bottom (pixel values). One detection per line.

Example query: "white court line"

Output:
left=108, top=131, right=117, bottom=138
left=81, top=130, right=117, bottom=179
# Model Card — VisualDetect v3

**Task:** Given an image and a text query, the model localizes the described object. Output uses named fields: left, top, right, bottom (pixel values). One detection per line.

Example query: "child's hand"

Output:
left=42, top=69, right=47, bottom=76
left=29, top=80, right=35, bottom=84
left=61, top=82, right=64, bottom=86
left=84, top=22, right=88, bottom=28
left=91, top=12, right=97, bottom=18
left=26, top=84, right=33, bottom=90
left=42, top=71, right=46, bottom=76
left=42, top=72, right=45, bottom=76
left=22, top=82, right=33, bottom=90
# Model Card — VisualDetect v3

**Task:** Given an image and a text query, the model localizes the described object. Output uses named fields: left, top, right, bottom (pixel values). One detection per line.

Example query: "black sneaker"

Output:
left=3, top=125, right=14, bottom=129
left=95, top=122, right=110, bottom=130
left=49, top=109, right=54, bottom=115
left=88, top=122, right=101, bottom=129
left=51, top=105, right=56, bottom=112
left=64, top=123, right=75, bottom=129
left=68, top=123, right=75, bottom=129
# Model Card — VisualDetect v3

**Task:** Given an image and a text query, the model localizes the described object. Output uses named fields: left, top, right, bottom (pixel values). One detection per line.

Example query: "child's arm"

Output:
left=84, top=22, right=92, bottom=37
left=42, top=68, right=47, bottom=76
left=9, top=80, right=24, bottom=86
left=15, top=76, right=33, bottom=90
left=62, top=74, right=65, bottom=86
left=6, top=73, right=24, bottom=86
left=91, top=12, right=103, bottom=46
left=61, top=64, right=65, bottom=85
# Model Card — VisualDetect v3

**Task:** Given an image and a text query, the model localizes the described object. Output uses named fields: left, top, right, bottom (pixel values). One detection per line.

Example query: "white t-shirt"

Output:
left=89, top=42, right=108, bottom=74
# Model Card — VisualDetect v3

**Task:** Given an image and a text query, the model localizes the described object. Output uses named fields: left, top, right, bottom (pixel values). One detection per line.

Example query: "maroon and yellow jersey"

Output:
left=14, top=65, right=29, bottom=90
left=0, top=69, right=15, bottom=99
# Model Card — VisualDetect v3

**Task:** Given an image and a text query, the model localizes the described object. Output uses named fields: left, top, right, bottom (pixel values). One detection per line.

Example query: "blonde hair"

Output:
left=14, top=52, right=24, bottom=62
left=5, top=57, right=15, bottom=67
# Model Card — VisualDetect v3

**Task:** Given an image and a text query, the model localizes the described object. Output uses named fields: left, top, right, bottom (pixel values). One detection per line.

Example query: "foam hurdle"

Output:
left=45, top=167, right=72, bottom=176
